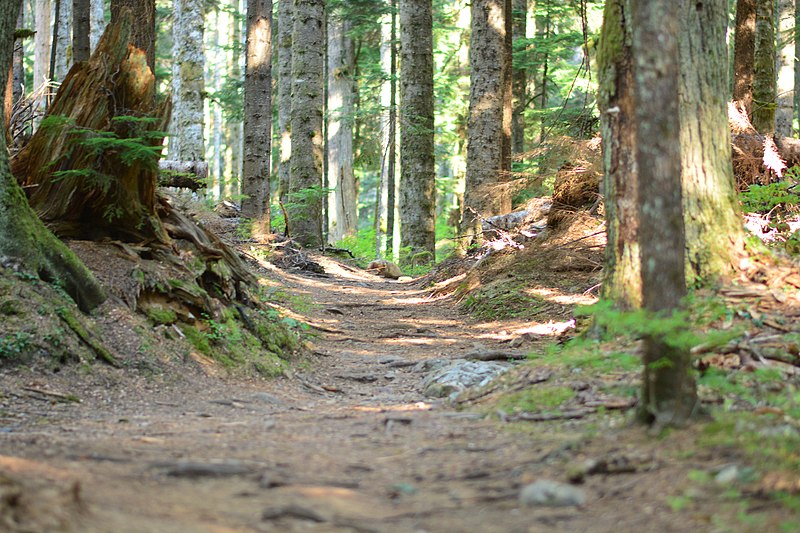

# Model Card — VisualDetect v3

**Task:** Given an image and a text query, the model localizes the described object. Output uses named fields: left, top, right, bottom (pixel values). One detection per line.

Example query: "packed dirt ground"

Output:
left=1, top=207, right=799, bottom=532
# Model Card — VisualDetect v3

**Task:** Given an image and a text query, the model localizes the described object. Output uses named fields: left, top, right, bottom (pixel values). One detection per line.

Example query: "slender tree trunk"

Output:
left=53, top=0, right=72, bottom=80
left=376, top=1, right=397, bottom=258
left=796, top=0, right=800, bottom=135
left=680, top=0, right=746, bottom=281
left=536, top=1, right=550, bottom=142
left=733, top=0, right=757, bottom=115
left=511, top=0, right=526, bottom=154
left=399, top=0, right=436, bottom=261
left=277, top=0, right=292, bottom=204
left=12, top=8, right=24, bottom=105
left=326, top=12, right=357, bottom=243
left=226, top=0, right=243, bottom=200
left=110, top=0, right=155, bottom=73
left=170, top=0, right=205, bottom=161
left=34, top=0, right=51, bottom=97
left=632, top=0, right=696, bottom=428
left=598, top=0, right=640, bottom=309
left=460, top=0, right=512, bottom=252
left=73, top=0, right=91, bottom=62
left=90, top=0, right=104, bottom=51
left=289, top=0, right=324, bottom=247
left=775, top=0, right=794, bottom=136
left=387, top=0, right=398, bottom=258
left=241, top=0, right=272, bottom=237
left=209, top=7, right=223, bottom=200
left=752, top=0, right=776, bottom=133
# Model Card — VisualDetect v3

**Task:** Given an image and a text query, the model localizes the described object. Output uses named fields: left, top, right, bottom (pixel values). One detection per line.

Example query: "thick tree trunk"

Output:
left=775, top=0, right=794, bottom=137
left=170, top=0, right=205, bottom=161
left=276, top=0, right=292, bottom=204
left=54, top=0, right=72, bottom=80
left=110, top=0, right=155, bottom=73
left=399, top=0, right=436, bottom=261
left=288, top=0, right=325, bottom=248
left=90, top=0, right=104, bottom=51
left=326, top=12, right=357, bottom=243
left=73, top=0, right=91, bottom=62
left=733, top=0, right=757, bottom=116
left=632, top=0, right=696, bottom=428
left=241, top=0, right=272, bottom=237
left=460, top=0, right=512, bottom=252
left=511, top=0, right=526, bottom=155
left=680, top=0, right=746, bottom=281
left=752, top=0, right=776, bottom=133
left=0, top=0, right=105, bottom=313
left=597, top=0, right=640, bottom=310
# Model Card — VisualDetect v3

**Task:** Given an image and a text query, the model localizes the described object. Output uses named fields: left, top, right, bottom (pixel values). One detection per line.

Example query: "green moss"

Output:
left=0, top=299, right=23, bottom=315
left=180, top=324, right=212, bottom=356
left=55, top=307, right=118, bottom=366
left=145, top=307, right=178, bottom=325
left=496, top=386, right=575, bottom=414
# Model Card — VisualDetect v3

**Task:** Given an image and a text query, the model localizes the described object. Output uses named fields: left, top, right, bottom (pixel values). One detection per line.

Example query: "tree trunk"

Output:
left=376, top=2, right=397, bottom=258
left=460, top=0, right=512, bottom=252
left=511, top=0, right=526, bottom=155
left=733, top=0, right=757, bottom=116
left=53, top=0, right=72, bottom=80
left=597, top=0, right=640, bottom=310
left=225, top=0, right=243, bottom=201
left=34, top=0, right=51, bottom=118
left=398, top=0, right=436, bottom=261
left=276, top=0, right=292, bottom=204
left=288, top=0, right=324, bottom=248
left=0, top=0, right=105, bottom=313
left=73, top=0, right=91, bottom=62
left=110, top=0, right=155, bottom=73
left=170, top=0, right=205, bottom=162
left=632, top=0, right=696, bottom=428
left=241, top=0, right=272, bottom=237
left=326, top=12, right=357, bottom=243
left=90, top=0, right=104, bottom=51
left=752, top=0, right=776, bottom=133
left=680, top=0, right=746, bottom=281
left=775, top=0, right=794, bottom=137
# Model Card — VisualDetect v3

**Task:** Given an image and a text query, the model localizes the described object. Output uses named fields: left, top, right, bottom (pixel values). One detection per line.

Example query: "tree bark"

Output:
left=0, top=0, right=105, bottom=312
left=326, top=11, right=357, bottom=243
left=511, top=0, right=526, bottom=155
left=170, top=0, right=205, bottom=161
left=73, top=0, right=91, bottom=62
left=460, top=0, right=512, bottom=252
left=597, top=0, right=640, bottom=310
left=376, top=2, right=397, bottom=258
left=53, top=0, right=72, bottom=80
left=241, top=0, right=272, bottom=237
left=632, top=0, right=696, bottom=427
left=288, top=0, right=325, bottom=248
left=775, top=0, right=794, bottom=137
left=733, top=0, right=757, bottom=116
left=399, top=0, right=436, bottom=261
left=276, top=0, right=292, bottom=204
left=679, top=0, right=746, bottom=281
left=90, top=0, right=104, bottom=51
left=110, top=0, right=155, bottom=73
left=752, top=0, right=776, bottom=133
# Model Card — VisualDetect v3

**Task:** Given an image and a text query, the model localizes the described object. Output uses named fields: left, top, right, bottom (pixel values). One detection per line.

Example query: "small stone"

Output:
left=519, top=479, right=587, bottom=507
left=714, top=465, right=740, bottom=485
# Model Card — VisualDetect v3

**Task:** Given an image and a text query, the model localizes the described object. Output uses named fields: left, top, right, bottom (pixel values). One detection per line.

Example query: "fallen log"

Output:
left=158, top=160, right=209, bottom=190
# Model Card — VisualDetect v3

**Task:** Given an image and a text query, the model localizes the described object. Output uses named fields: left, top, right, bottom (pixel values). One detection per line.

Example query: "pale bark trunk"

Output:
left=34, top=0, right=51, bottom=93
left=170, top=0, right=205, bottom=161
left=54, top=0, right=72, bottom=80
left=209, top=8, right=223, bottom=200
left=73, top=0, right=91, bottom=62
left=277, top=0, right=292, bottom=203
left=775, top=0, right=794, bottom=136
left=89, top=0, right=104, bottom=51
left=733, top=0, right=756, bottom=115
left=680, top=0, right=746, bottom=280
left=376, top=4, right=396, bottom=258
left=752, top=0, right=776, bottom=133
left=399, top=0, right=436, bottom=260
left=12, top=8, right=24, bottom=105
left=511, top=0, right=526, bottom=154
left=326, top=13, right=357, bottom=243
left=597, top=0, right=640, bottom=309
left=241, top=0, right=272, bottom=237
left=632, top=0, right=696, bottom=427
left=460, top=0, right=512, bottom=251
left=225, top=0, right=243, bottom=200
left=289, top=0, right=324, bottom=248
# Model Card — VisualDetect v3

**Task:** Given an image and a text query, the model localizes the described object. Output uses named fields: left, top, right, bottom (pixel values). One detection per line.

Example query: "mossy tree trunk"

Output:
left=632, top=0, right=697, bottom=428
left=733, top=0, right=757, bottom=116
left=0, top=0, right=105, bottom=312
left=752, top=0, right=776, bottom=133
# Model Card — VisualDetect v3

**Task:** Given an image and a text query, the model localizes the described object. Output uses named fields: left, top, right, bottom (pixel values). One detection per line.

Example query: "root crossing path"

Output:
left=1, top=256, right=691, bottom=532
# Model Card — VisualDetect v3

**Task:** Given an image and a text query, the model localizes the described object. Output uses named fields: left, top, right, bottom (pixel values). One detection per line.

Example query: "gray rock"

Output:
left=421, top=360, right=510, bottom=399
left=519, top=479, right=587, bottom=507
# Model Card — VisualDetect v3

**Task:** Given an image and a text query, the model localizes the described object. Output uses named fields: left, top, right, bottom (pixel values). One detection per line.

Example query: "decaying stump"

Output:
left=158, top=160, right=209, bottom=190
left=10, top=12, right=254, bottom=318
left=548, top=138, right=602, bottom=228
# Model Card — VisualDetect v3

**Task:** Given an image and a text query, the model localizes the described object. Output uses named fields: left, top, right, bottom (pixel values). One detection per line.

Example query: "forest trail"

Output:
left=1, top=255, right=704, bottom=533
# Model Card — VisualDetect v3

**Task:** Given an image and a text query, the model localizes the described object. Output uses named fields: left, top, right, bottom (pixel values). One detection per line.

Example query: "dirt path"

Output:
left=0, top=257, right=702, bottom=533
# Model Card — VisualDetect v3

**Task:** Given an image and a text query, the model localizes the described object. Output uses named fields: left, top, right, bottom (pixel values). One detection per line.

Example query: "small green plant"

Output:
left=0, top=332, right=32, bottom=360
left=740, top=179, right=800, bottom=214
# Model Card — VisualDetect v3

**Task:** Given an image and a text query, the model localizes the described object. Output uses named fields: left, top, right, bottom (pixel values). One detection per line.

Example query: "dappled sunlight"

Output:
left=353, top=402, right=433, bottom=413
left=396, top=317, right=463, bottom=327
left=525, top=287, right=597, bottom=306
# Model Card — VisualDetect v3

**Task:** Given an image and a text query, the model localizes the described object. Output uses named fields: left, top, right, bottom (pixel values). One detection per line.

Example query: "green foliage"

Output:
left=145, top=307, right=178, bottom=325
left=496, top=385, right=575, bottom=414
left=0, top=332, right=32, bottom=360
left=740, top=179, right=800, bottom=213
